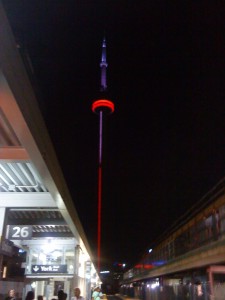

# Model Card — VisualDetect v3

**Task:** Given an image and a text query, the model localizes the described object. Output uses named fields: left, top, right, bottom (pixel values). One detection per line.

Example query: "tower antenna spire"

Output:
left=100, top=37, right=108, bottom=91
left=92, top=37, right=115, bottom=272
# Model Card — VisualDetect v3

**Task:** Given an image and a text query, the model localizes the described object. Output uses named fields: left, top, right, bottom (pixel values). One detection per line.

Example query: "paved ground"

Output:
left=107, top=295, right=124, bottom=300
left=107, top=294, right=138, bottom=300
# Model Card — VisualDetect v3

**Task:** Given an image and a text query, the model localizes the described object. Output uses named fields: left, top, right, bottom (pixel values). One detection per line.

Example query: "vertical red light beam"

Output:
left=97, top=110, right=103, bottom=272
left=97, top=166, right=102, bottom=272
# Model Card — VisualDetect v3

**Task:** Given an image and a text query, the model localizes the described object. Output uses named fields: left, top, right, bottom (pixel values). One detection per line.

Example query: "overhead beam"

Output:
left=7, top=218, right=67, bottom=226
left=0, top=192, right=56, bottom=207
left=0, top=147, right=29, bottom=160
left=32, top=232, right=74, bottom=238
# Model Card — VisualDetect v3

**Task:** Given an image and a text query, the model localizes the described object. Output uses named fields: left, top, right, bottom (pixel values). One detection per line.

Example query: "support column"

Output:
left=0, top=207, right=6, bottom=275
left=207, top=267, right=214, bottom=300
left=72, top=245, right=80, bottom=289
left=85, top=261, right=91, bottom=300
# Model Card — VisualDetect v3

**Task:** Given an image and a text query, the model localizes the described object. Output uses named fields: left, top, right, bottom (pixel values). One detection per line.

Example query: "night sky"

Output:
left=3, top=1, right=225, bottom=269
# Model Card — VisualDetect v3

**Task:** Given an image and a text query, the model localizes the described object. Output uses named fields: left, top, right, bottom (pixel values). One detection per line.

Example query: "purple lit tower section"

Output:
left=92, top=38, right=114, bottom=272
left=100, top=38, right=108, bottom=92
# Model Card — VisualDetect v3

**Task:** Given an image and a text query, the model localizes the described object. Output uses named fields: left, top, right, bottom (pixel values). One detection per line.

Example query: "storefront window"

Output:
left=26, top=244, right=76, bottom=274
left=46, top=249, right=63, bottom=264
left=30, top=249, right=39, bottom=265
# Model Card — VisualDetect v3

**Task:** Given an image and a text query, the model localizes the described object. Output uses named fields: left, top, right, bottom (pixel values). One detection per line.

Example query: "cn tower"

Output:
left=92, top=38, right=114, bottom=272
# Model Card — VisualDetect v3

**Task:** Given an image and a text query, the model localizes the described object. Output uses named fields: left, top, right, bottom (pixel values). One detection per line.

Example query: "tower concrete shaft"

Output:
left=92, top=38, right=114, bottom=272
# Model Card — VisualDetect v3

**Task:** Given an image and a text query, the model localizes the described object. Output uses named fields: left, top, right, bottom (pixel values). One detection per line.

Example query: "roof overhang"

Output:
left=0, top=1, right=94, bottom=262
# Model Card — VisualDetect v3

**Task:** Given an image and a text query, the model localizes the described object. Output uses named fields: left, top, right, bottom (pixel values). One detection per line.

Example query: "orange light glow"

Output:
left=135, top=264, right=143, bottom=269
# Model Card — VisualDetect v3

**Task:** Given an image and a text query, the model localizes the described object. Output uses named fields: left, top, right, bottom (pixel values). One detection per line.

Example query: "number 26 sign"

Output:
left=7, top=225, right=32, bottom=240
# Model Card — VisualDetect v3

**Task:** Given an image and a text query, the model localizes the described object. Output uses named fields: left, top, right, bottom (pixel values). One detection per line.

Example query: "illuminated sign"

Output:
left=32, top=264, right=67, bottom=274
left=7, top=225, right=32, bottom=240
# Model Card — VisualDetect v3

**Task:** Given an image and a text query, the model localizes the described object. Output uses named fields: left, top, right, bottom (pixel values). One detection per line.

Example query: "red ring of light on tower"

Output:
left=92, top=99, right=115, bottom=114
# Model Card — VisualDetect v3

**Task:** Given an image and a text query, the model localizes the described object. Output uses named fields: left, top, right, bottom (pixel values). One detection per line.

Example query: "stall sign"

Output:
left=7, top=225, right=32, bottom=240
left=32, top=264, right=67, bottom=273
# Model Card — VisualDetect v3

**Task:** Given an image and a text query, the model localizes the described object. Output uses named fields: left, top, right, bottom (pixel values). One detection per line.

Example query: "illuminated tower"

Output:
left=92, top=38, right=114, bottom=272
